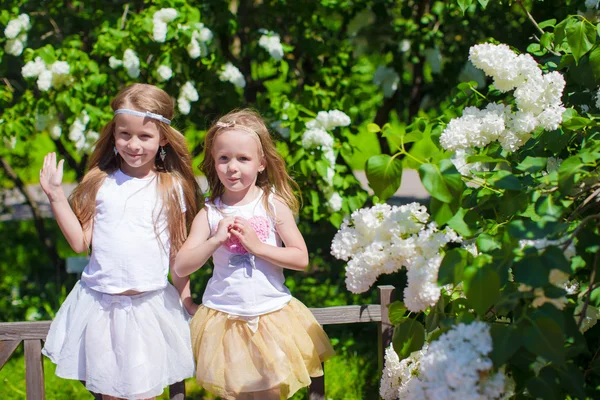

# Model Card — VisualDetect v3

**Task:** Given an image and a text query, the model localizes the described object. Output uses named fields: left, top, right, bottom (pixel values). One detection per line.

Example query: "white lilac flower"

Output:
left=69, top=111, right=90, bottom=150
left=180, top=81, right=199, bottom=101
left=195, top=23, right=213, bottom=42
left=187, top=38, right=202, bottom=59
left=442, top=45, right=566, bottom=153
left=4, top=14, right=30, bottom=39
left=152, top=8, right=177, bottom=42
left=258, top=31, right=284, bottom=61
left=37, top=70, right=53, bottom=91
left=50, top=61, right=70, bottom=87
left=123, top=49, right=140, bottom=78
left=109, top=56, right=123, bottom=69
left=177, top=98, right=191, bottom=115
left=5, top=37, right=25, bottom=56
left=219, top=62, right=246, bottom=88
left=399, top=322, right=506, bottom=399
left=4, top=19, right=23, bottom=39
left=373, top=66, right=400, bottom=98
left=326, top=192, right=343, bottom=212
left=51, top=61, right=70, bottom=75
left=586, top=0, right=599, bottom=9
left=187, top=24, right=212, bottom=59
left=399, top=39, right=411, bottom=53
left=306, top=110, right=351, bottom=131
left=157, top=65, right=173, bottom=82
left=380, top=343, right=427, bottom=400
left=301, top=128, right=333, bottom=149
left=22, top=57, right=46, bottom=78
left=153, top=8, right=177, bottom=23
left=153, top=21, right=168, bottom=43
left=49, top=122, right=62, bottom=139
left=450, top=148, right=486, bottom=177
left=178, top=81, right=199, bottom=115
left=331, top=203, right=461, bottom=310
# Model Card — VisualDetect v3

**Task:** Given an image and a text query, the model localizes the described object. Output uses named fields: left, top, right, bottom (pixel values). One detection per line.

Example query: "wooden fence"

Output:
left=0, top=285, right=396, bottom=400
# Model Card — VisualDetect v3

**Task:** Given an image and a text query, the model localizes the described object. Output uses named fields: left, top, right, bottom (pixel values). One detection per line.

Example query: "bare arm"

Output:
left=230, top=198, right=309, bottom=271
left=170, top=213, right=198, bottom=314
left=174, top=208, right=234, bottom=277
left=40, top=152, right=91, bottom=253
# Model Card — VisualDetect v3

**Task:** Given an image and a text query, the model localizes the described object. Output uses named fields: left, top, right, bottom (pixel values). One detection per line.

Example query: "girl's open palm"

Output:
left=40, top=152, right=65, bottom=198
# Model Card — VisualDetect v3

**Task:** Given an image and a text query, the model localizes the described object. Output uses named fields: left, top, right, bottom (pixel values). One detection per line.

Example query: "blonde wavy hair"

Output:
left=70, top=83, right=201, bottom=252
left=201, top=109, right=300, bottom=216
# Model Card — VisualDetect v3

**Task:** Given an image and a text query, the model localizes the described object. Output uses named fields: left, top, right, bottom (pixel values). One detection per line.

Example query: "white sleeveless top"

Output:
left=201, top=191, right=292, bottom=316
left=81, top=170, right=185, bottom=294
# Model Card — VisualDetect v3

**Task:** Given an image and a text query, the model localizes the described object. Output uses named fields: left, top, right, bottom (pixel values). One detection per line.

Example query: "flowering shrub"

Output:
left=331, top=2, right=600, bottom=398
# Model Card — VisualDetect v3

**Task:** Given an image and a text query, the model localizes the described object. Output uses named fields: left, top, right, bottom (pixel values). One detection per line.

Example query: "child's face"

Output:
left=212, top=129, right=265, bottom=195
left=113, top=111, right=166, bottom=176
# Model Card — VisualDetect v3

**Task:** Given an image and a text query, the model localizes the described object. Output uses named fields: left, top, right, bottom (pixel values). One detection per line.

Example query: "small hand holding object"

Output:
left=230, top=216, right=263, bottom=254
left=214, top=216, right=235, bottom=244
left=40, top=152, right=65, bottom=201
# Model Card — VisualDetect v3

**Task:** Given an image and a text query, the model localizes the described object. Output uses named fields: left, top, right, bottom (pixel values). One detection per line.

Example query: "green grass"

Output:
left=1, top=352, right=377, bottom=400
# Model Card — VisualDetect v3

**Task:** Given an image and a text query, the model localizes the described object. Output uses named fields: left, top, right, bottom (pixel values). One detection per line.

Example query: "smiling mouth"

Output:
left=126, top=153, right=143, bottom=158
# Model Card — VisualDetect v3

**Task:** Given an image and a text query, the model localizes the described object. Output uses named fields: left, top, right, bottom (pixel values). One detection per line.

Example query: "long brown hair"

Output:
left=201, top=109, right=300, bottom=217
left=70, top=83, right=201, bottom=252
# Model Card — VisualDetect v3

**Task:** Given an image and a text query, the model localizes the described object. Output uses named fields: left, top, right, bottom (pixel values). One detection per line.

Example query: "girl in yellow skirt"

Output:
left=175, top=109, right=335, bottom=399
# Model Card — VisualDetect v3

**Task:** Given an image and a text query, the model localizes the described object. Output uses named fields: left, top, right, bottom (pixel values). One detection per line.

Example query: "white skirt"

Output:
left=42, top=280, right=195, bottom=399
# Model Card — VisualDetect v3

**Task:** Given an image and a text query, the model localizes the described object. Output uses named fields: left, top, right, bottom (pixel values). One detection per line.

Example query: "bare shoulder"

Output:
left=272, top=195, right=293, bottom=216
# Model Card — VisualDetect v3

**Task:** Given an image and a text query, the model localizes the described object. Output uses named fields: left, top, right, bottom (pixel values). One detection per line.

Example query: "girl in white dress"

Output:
left=40, top=83, right=199, bottom=399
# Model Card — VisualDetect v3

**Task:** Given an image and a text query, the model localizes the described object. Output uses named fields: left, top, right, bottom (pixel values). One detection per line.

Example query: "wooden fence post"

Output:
left=24, top=339, right=45, bottom=400
left=377, top=285, right=396, bottom=374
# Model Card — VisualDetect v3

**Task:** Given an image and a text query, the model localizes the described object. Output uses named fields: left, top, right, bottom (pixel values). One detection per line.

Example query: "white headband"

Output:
left=114, top=109, right=171, bottom=125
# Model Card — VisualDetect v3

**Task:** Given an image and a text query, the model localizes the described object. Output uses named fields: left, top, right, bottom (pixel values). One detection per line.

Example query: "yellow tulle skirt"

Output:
left=190, top=298, right=335, bottom=399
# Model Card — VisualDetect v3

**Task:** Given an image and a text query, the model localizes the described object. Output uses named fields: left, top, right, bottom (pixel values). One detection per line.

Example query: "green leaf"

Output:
left=477, top=0, right=489, bottom=8
left=418, top=160, right=464, bottom=204
left=430, top=197, right=456, bottom=226
left=419, top=163, right=452, bottom=202
left=447, top=207, right=475, bottom=237
left=457, top=0, right=473, bottom=14
left=522, top=314, right=565, bottom=364
left=465, top=155, right=508, bottom=164
left=463, top=266, right=501, bottom=317
left=365, top=154, right=403, bottom=201
left=425, top=296, right=445, bottom=333
left=388, top=301, right=407, bottom=325
left=538, top=19, right=557, bottom=29
left=392, top=318, right=426, bottom=361
left=558, top=155, right=583, bottom=194
left=438, top=248, right=470, bottom=285
left=367, top=123, right=381, bottom=133
left=526, top=368, right=560, bottom=400
left=516, top=156, right=547, bottom=173
left=476, top=234, right=501, bottom=252
left=588, top=46, right=600, bottom=83
left=507, top=219, right=565, bottom=240
left=566, top=19, right=597, bottom=63
left=513, top=252, right=549, bottom=287
left=488, top=170, right=522, bottom=190
left=490, top=324, right=521, bottom=367
left=535, top=195, right=563, bottom=219
left=556, top=364, right=586, bottom=399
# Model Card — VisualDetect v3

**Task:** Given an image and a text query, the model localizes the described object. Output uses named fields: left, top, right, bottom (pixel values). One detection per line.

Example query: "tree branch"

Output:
left=516, top=0, right=545, bottom=36
left=578, top=250, right=598, bottom=330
